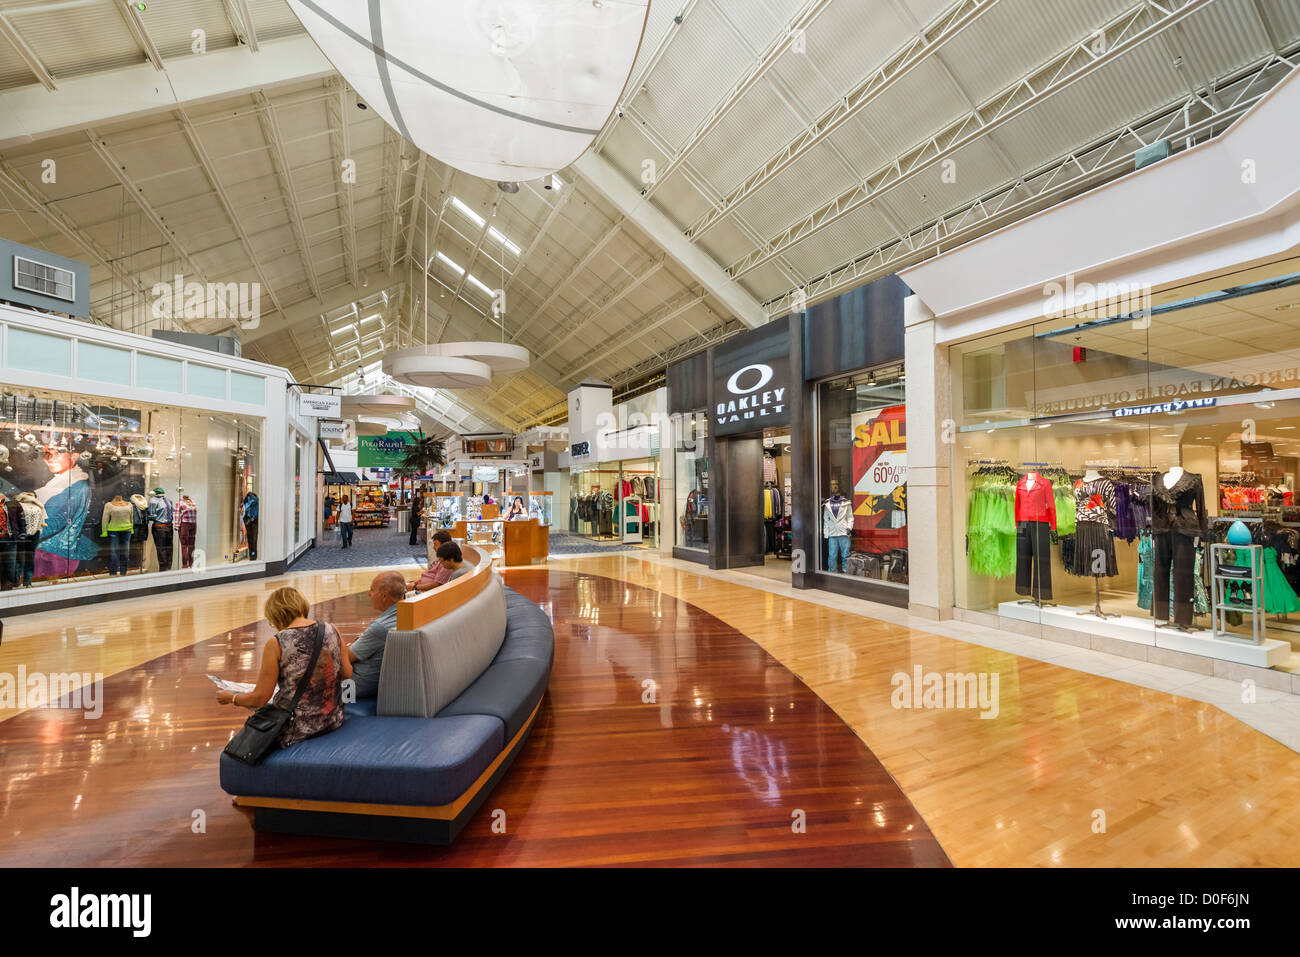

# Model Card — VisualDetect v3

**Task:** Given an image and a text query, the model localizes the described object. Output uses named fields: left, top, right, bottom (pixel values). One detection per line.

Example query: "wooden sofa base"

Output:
left=235, top=696, right=543, bottom=846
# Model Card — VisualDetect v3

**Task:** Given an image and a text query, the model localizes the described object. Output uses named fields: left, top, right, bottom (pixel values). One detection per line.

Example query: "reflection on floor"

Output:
left=0, top=569, right=948, bottom=867
left=734, top=555, right=793, bottom=584
left=8, top=552, right=1300, bottom=865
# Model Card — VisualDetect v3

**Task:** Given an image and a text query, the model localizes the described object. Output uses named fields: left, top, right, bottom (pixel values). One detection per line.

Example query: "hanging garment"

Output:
left=967, top=472, right=1016, bottom=577
left=1113, top=482, right=1137, bottom=543
left=763, top=486, right=783, bottom=519
left=1053, top=482, right=1076, bottom=537
left=762, top=454, right=777, bottom=484
left=1137, top=531, right=1154, bottom=609
left=1232, top=546, right=1300, bottom=614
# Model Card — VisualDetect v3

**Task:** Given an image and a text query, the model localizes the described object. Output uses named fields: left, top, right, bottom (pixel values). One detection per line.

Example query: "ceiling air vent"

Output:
left=13, top=255, right=75, bottom=302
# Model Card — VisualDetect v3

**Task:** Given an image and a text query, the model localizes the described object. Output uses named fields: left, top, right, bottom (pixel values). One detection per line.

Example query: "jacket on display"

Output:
left=1151, top=470, right=1208, bottom=537
left=148, top=494, right=174, bottom=525
left=822, top=497, right=852, bottom=537
left=1014, top=475, right=1057, bottom=529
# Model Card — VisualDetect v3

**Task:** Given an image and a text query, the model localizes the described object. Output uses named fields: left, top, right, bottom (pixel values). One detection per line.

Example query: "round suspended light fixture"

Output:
left=383, top=341, right=529, bottom=389
left=286, top=0, right=649, bottom=181
left=341, top=393, right=416, bottom=435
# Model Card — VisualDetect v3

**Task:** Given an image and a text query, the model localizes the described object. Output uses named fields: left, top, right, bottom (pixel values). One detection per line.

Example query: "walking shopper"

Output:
left=338, top=496, right=354, bottom=549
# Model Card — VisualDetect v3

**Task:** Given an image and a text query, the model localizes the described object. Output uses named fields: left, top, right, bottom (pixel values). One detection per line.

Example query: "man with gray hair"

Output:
left=345, top=571, right=408, bottom=699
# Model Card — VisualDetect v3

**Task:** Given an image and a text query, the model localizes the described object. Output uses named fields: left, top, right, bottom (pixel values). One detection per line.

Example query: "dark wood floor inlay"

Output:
left=0, top=569, right=949, bottom=866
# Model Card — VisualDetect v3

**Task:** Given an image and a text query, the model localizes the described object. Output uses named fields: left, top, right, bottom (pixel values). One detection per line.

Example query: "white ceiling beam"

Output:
left=253, top=90, right=322, bottom=301
left=0, top=34, right=332, bottom=150
left=565, top=291, right=706, bottom=384
left=727, top=0, right=1217, bottom=278
left=0, top=14, right=55, bottom=90
left=642, top=0, right=832, bottom=202
left=507, top=217, right=622, bottom=345
left=239, top=270, right=397, bottom=345
left=116, top=0, right=166, bottom=72
left=571, top=149, right=766, bottom=328
left=535, top=259, right=666, bottom=363
left=688, top=0, right=999, bottom=241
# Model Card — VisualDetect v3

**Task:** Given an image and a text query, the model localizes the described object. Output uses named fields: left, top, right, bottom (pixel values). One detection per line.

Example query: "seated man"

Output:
left=434, top=541, right=472, bottom=583
left=408, top=530, right=455, bottom=592
left=345, top=570, right=407, bottom=700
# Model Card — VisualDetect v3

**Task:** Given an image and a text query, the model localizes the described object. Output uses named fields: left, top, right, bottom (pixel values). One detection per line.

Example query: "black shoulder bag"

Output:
left=223, top=622, right=324, bottom=765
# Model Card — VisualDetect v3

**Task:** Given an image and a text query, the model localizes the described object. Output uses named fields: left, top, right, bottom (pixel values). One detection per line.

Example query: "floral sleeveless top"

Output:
left=272, top=622, right=345, bottom=748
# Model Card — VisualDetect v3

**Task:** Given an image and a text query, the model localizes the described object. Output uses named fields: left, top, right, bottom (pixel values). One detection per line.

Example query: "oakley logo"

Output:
left=718, top=363, right=785, bottom=425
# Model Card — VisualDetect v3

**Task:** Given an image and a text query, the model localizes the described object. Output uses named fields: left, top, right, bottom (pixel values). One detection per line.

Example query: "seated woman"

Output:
left=216, top=586, right=350, bottom=748
left=505, top=495, right=527, bottom=521
left=408, top=530, right=455, bottom=592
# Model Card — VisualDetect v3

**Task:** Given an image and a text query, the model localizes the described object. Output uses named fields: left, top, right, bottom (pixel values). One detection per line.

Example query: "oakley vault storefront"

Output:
left=667, top=275, right=910, bottom=606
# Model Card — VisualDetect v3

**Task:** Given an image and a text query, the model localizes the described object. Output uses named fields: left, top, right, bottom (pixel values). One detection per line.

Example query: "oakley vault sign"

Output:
left=712, top=321, right=792, bottom=436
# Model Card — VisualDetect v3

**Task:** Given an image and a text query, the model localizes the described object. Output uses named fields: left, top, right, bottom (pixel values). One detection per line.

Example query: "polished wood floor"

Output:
left=0, top=568, right=948, bottom=867
left=8, top=553, right=1300, bottom=866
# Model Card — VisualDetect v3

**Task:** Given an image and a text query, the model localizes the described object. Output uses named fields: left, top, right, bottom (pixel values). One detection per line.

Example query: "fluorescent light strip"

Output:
left=466, top=273, right=495, bottom=296
left=450, top=196, right=484, bottom=228
left=487, top=226, right=521, bottom=255
left=436, top=251, right=464, bottom=275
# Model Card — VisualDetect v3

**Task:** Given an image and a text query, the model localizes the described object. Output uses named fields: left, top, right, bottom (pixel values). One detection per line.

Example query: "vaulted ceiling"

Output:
left=0, top=0, right=1296, bottom=435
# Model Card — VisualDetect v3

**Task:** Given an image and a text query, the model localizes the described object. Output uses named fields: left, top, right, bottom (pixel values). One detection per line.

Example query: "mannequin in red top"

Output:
left=1014, top=471, right=1057, bottom=603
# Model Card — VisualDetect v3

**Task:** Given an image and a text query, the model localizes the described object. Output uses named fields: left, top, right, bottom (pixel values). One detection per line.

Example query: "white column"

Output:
left=904, top=294, right=953, bottom=620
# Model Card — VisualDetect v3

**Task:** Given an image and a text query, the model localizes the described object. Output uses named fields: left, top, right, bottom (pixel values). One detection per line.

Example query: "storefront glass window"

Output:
left=950, top=265, right=1300, bottom=643
left=0, top=386, right=261, bottom=590
left=815, top=364, right=907, bottom=583
left=674, top=412, right=708, bottom=551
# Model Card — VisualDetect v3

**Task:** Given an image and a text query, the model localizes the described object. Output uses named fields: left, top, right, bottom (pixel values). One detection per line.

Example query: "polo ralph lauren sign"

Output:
left=712, top=321, right=791, bottom=436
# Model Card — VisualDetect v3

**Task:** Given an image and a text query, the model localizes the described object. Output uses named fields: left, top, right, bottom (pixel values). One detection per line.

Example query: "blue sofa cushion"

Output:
left=437, top=658, right=550, bottom=741
left=219, top=714, right=504, bottom=807
left=346, top=698, right=378, bottom=718
left=497, top=588, right=556, bottom=663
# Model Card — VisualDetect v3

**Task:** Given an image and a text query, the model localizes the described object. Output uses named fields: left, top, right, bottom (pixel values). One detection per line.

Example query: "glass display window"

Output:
left=569, top=465, right=618, bottom=538
left=528, top=491, right=553, bottom=526
left=815, top=364, right=906, bottom=584
left=433, top=491, right=463, bottom=528
left=949, top=261, right=1300, bottom=652
left=674, top=411, right=708, bottom=551
left=0, top=386, right=261, bottom=589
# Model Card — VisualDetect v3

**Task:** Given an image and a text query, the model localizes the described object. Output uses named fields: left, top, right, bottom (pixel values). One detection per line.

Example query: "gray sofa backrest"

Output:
left=376, top=571, right=508, bottom=718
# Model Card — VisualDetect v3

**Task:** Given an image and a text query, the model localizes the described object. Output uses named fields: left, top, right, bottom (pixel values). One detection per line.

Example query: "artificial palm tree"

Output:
left=395, top=429, right=447, bottom=478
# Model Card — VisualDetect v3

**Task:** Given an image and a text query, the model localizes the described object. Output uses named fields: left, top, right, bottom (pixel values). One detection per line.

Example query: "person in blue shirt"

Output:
left=344, top=571, right=407, bottom=699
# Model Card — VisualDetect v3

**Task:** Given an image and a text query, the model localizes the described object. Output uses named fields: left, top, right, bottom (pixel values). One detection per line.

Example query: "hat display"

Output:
left=130, top=494, right=149, bottom=511
left=152, top=487, right=165, bottom=495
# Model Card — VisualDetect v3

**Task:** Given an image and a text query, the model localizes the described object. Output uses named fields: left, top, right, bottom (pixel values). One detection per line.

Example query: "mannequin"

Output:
left=1073, top=471, right=1119, bottom=618
left=175, top=494, right=198, bottom=569
left=13, top=492, right=45, bottom=587
left=101, top=493, right=135, bottom=576
left=241, top=492, right=259, bottom=560
left=1014, top=470, right=1056, bottom=604
left=148, top=487, right=175, bottom=571
left=822, top=480, right=852, bottom=574
left=0, top=492, right=17, bottom=589
left=1151, top=467, right=1206, bottom=630
left=129, top=493, right=149, bottom=571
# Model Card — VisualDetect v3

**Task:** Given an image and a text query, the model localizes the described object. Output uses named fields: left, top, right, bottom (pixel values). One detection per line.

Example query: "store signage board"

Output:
left=300, top=393, right=342, bottom=417
left=357, top=431, right=412, bottom=467
left=463, top=437, right=512, bottom=454
left=319, top=420, right=347, bottom=441
left=712, top=321, right=791, bottom=436
left=571, top=440, right=591, bottom=458
left=1111, top=397, right=1217, bottom=417
left=472, top=466, right=499, bottom=483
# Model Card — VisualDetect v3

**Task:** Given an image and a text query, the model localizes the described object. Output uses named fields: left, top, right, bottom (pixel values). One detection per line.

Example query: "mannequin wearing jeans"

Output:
left=823, top=494, right=852, bottom=573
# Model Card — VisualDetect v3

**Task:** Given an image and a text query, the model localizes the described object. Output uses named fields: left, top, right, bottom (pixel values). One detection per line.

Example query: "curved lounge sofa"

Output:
left=219, top=547, right=554, bottom=844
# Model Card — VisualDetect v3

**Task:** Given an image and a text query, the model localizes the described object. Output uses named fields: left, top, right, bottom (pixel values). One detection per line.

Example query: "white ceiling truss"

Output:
left=0, top=0, right=1295, bottom=435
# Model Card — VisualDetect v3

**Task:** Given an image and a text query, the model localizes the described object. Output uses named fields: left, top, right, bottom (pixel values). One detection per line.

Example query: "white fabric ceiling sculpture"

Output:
left=287, top=0, right=649, bottom=181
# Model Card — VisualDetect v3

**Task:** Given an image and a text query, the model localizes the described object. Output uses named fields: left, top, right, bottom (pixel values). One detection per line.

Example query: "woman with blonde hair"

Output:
left=216, top=586, right=349, bottom=748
